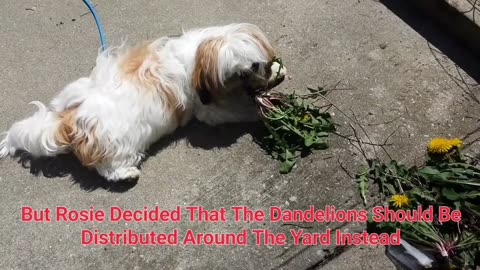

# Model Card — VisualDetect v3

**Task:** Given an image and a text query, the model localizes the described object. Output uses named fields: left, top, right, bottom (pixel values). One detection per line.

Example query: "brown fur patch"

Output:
left=192, top=37, right=225, bottom=99
left=119, top=42, right=152, bottom=78
left=55, top=107, right=107, bottom=167
left=166, top=87, right=186, bottom=126
left=119, top=42, right=183, bottom=121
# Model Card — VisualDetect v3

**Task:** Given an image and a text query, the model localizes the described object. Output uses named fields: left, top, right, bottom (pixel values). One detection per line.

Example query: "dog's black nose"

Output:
left=251, top=62, right=260, bottom=72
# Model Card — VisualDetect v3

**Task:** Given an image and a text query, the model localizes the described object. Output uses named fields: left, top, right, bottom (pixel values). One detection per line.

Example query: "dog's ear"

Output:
left=192, top=37, right=225, bottom=105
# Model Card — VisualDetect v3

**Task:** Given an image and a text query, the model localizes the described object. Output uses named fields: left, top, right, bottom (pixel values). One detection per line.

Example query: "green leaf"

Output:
left=464, top=202, right=480, bottom=217
left=316, top=132, right=330, bottom=137
left=304, top=137, right=314, bottom=147
left=357, top=168, right=369, bottom=206
left=313, top=138, right=328, bottom=149
left=418, top=166, right=440, bottom=175
left=409, top=187, right=436, bottom=202
left=279, top=159, right=295, bottom=174
left=384, top=183, right=397, bottom=195
left=454, top=201, right=461, bottom=210
left=437, top=179, right=480, bottom=187
left=442, top=187, right=460, bottom=200
left=461, top=191, right=480, bottom=199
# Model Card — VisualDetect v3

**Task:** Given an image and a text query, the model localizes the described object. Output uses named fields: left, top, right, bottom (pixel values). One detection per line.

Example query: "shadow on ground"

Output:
left=381, top=0, right=480, bottom=102
left=15, top=120, right=267, bottom=193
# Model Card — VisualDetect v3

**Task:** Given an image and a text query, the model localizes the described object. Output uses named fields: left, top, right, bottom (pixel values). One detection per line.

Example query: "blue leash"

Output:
left=82, top=0, right=106, bottom=51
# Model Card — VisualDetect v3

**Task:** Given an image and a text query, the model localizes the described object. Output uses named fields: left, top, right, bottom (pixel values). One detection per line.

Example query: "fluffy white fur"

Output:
left=0, top=23, right=286, bottom=181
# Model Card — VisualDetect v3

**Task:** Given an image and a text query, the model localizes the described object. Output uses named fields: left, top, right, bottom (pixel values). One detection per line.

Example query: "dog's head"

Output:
left=192, top=24, right=286, bottom=105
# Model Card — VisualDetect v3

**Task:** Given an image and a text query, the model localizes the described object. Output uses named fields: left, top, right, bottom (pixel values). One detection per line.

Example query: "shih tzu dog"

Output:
left=0, top=23, right=286, bottom=181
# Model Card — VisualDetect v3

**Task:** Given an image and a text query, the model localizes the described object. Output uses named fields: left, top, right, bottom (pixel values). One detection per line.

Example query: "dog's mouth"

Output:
left=250, top=57, right=286, bottom=96
left=251, top=57, right=287, bottom=115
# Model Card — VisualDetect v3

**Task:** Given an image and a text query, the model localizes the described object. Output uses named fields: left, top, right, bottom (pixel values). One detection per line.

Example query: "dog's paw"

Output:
left=115, top=167, right=141, bottom=182
left=99, top=166, right=141, bottom=182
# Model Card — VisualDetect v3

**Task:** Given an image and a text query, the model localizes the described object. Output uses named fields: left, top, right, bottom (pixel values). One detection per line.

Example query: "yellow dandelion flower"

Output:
left=390, top=194, right=410, bottom=208
left=427, top=137, right=463, bottom=154
left=428, top=138, right=453, bottom=154
left=449, top=138, right=462, bottom=148
left=302, top=114, right=311, bottom=121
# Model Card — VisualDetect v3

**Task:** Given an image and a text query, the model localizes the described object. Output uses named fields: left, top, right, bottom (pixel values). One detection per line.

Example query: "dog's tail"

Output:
left=0, top=101, right=67, bottom=159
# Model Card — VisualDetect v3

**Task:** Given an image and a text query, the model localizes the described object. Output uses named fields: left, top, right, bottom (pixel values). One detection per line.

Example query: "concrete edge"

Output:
left=401, top=0, right=480, bottom=57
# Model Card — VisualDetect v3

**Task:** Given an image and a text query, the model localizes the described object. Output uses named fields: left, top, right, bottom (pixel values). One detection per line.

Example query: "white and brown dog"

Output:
left=0, top=23, right=286, bottom=181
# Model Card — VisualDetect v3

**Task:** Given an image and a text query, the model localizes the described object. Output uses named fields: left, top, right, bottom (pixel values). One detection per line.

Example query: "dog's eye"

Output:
left=251, top=62, right=260, bottom=72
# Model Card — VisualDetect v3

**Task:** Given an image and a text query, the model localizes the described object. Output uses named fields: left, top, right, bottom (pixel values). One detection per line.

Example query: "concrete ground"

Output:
left=1, top=0, right=479, bottom=269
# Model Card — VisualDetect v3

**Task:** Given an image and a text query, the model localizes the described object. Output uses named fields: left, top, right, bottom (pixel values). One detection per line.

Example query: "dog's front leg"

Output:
left=94, top=152, right=144, bottom=182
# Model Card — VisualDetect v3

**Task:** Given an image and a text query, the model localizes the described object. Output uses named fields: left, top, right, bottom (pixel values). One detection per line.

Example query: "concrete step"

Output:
left=401, top=0, right=480, bottom=56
